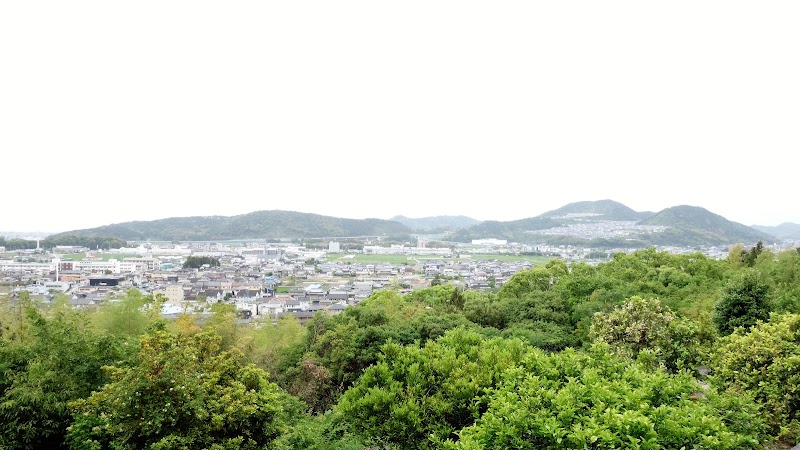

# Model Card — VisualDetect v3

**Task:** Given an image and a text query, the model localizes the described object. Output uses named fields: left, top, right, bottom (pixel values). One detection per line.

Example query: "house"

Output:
left=282, top=310, right=316, bottom=325
left=162, top=284, right=185, bottom=305
left=326, top=303, right=347, bottom=315
left=326, top=290, right=349, bottom=302
left=235, top=301, right=258, bottom=318
left=258, top=299, right=285, bottom=317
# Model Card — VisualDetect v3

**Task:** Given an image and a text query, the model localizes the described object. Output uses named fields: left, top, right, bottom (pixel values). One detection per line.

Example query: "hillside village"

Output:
left=1, top=235, right=792, bottom=324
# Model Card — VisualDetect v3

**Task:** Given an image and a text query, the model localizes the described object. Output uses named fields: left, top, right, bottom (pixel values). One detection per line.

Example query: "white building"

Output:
left=73, top=260, right=122, bottom=273
left=0, top=261, right=56, bottom=273
left=123, top=257, right=159, bottom=271
left=471, top=239, right=508, bottom=246
left=162, top=284, right=185, bottom=305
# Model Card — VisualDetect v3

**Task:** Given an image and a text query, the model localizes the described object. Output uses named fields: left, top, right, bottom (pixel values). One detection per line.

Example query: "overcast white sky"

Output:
left=1, top=1, right=798, bottom=233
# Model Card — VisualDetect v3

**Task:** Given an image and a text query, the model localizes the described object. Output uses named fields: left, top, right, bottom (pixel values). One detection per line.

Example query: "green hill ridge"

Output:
left=47, top=201, right=778, bottom=247
left=539, top=199, right=652, bottom=221
left=49, top=210, right=412, bottom=242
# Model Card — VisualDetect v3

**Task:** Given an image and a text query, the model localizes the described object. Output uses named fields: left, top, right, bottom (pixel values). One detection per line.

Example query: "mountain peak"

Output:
left=538, top=200, right=645, bottom=221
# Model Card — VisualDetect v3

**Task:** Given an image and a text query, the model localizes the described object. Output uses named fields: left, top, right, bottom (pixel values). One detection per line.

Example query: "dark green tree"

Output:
left=0, top=304, right=128, bottom=450
left=183, top=256, right=221, bottom=269
left=711, top=313, right=800, bottom=442
left=336, top=328, right=529, bottom=450
left=67, top=330, right=300, bottom=450
left=449, top=344, right=764, bottom=450
left=713, top=269, right=771, bottom=335
left=742, top=241, right=765, bottom=267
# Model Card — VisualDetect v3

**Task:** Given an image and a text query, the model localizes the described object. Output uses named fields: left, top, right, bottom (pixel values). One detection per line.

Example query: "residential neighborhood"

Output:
left=1, top=237, right=794, bottom=325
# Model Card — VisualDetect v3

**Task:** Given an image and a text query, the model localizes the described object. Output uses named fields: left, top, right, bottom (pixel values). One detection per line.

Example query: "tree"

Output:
left=247, top=314, right=307, bottom=383
left=448, top=344, right=764, bottom=450
left=337, top=329, right=764, bottom=450
left=589, top=296, right=710, bottom=371
left=336, top=328, right=529, bottom=450
left=711, top=313, right=800, bottom=442
left=67, top=330, right=300, bottom=450
left=182, top=256, right=221, bottom=269
left=90, top=289, right=162, bottom=340
left=498, top=267, right=555, bottom=299
left=727, top=243, right=744, bottom=268
left=271, top=412, right=364, bottom=450
left=756, top=248, right=800, bottom=314
left=743, top=241, right=765, bottom=267
left=287, top=290, right=475, bottom=414
left=0, top=304, right=128, bottom=450
left=590, top=296, right=674, bottom=358
left=713, top=269, right=771, bottom=335
left=462, top=291, right=506, bottom=329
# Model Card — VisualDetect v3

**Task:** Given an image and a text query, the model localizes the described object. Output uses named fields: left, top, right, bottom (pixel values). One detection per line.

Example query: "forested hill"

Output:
left=752, top=222, right=800, bottom=240
left=452, top=200, right=775, bottom=247
left=43, top=202, right=777, bottom=246
left=390, top=215, right=481, bottom=231
left=450, top=216, right=561, bottom=243
left=639, top=205, right=773, bottom=246
left=48, top=210, right=413, bottom=242
left=539, top=199, right=653, bottom=221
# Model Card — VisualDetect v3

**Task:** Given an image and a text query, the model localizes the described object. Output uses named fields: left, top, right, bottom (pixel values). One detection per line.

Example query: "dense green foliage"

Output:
left=589, top=296, right=711, bottom=371
left=183, top=255, right=221, bottom=269
left=639, top=206, right=772, bottom=246
left=339, top=329, right=764, bottom=449
left=0, top=302, right=130, bottom=450
left=47, top=210, right=412, bottom=242
left=713, top=268, right=772, bottom=335
left=2, top=247, right=800, bottom=448
left=0, top=234, right=125, bottom=251
left=450, top=343, right=764, bottom=449
left=68, top=330, right=300, bottom=450
left=711, top=313, right=800, bottom=441
left=279, top=289, right=477, bottom=413
left=0, top=236, right=39, bottom=250
left=337, top=329, right=529, bottom=449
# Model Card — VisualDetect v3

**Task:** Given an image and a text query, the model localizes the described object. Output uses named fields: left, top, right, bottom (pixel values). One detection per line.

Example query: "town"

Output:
left=2, top=233, right=791, bottom=325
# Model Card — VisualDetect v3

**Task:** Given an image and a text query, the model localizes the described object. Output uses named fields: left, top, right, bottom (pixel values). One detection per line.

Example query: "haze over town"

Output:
left=2, top=1, right=798, bottom=232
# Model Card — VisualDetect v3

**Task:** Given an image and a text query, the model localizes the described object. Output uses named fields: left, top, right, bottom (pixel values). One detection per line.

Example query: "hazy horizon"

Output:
left=1, top=199, right=797, bottom=236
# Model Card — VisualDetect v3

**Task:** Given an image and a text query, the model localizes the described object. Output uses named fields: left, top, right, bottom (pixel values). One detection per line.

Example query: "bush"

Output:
left=711, top=313, right=800, bottom=442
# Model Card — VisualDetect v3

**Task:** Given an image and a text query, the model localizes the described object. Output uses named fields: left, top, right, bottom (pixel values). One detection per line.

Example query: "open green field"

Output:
left=274, top=286, right=301, bottom=293
left=60, top=253, right=143, bottom=261
left=325, top=253, right=552, bottom=265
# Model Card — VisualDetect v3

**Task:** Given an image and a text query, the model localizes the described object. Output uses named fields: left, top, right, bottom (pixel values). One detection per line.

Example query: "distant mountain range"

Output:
left=47, top=211, right=412, bottom=242
left=47, top=200, right=783, bottom=248
left=390, top=215, right=481, bottom=231
left=450, top=200, right=773, bottom=247
left=638, top=205, right=773, bottom=246
left=752, top=223, right=800, bottom=240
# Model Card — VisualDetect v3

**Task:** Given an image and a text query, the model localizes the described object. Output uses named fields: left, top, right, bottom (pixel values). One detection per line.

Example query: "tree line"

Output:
left=0, top=235, right=128, bottom=250
left=2, top=245, right=800, bottom=448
